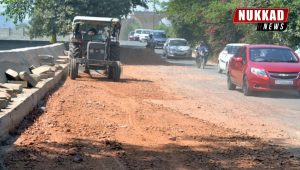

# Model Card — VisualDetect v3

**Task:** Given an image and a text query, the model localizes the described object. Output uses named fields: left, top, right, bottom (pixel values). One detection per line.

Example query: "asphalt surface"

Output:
left=122, top=40, right=300, bottom=155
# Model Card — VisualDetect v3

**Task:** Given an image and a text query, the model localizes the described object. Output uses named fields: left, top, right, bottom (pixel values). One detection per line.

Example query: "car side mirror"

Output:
left=223, top=50, right=228, bottom=54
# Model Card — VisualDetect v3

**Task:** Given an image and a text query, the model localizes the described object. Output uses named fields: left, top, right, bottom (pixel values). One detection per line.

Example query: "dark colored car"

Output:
left=227, top=44, right=300, bottom=96
left=128, top=31, right=135, bottom=41
left=147, top=30, right=167, bottom=49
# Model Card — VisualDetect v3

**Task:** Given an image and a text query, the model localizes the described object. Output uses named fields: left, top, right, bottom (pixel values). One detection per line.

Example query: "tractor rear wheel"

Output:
left=70, top=58, right=78, bottom=80
left=69, top=43, right=81, bottom=59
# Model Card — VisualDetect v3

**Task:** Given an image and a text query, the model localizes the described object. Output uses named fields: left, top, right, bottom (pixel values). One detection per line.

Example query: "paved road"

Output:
left=121, top=41, right=300, bottom=155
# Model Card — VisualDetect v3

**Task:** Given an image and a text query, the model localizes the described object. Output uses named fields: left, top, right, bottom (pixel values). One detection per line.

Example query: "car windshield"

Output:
left=142, top=30, right=151, bottom=34
left=153, top=32, right=166, bottom=38
left=227, top=46, right=241, bottom=54
left=250, top=48, right=299, bottom=63
left=169, top=40, right=187, bottom=46
left=136, top=30, right=142, bottom=34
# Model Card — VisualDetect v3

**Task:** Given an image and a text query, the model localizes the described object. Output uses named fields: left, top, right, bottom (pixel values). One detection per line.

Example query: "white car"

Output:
left=139, top=29, right=152, bottom=42
left=133, top=29, right=151, bottom=41
left=218, top=43, right=248, bottom=73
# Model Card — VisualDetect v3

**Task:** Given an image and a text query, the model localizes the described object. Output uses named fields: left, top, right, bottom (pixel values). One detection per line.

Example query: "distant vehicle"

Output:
left=133, top=29, right=151, bottom=41
left=147, top=30, right=167, bottom=49
left=163, top=38, right=192, bottom=59
left=68, top=16, right=122, bottom=81
left=133, top=29, right=142, bottom=41
left=128, top=31, right=135, bottom=41
left=218, top=43, right=248, bottom=74
left=227, top=44, right=300, bottom=96
left=195, top=44, right=209, bottom=69
left=139, top=29, right=152, bottom=42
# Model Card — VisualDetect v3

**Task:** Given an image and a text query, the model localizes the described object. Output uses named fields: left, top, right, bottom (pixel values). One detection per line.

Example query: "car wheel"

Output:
left=227, top=74, right=236, bottom=90
left=225, top=62, right=229, bottom=74
left=243, top=76, right=252, bottom=96
left=217, top=63, right=223, bottom=73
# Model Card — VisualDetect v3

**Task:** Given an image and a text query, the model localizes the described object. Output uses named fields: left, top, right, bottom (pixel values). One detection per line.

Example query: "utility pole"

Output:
left=152, top=0, right=156, bottom=30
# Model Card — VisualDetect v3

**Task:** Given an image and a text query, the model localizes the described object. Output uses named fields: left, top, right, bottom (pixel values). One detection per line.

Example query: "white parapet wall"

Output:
left=0, top=43, right=65, bottom=83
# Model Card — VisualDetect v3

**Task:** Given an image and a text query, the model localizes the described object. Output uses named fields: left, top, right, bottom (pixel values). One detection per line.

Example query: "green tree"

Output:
left=165, top=0, right=300, bottom=59
left=0, top=0, right=148, bottom=42
left=155, top=23, right=175, bottom=38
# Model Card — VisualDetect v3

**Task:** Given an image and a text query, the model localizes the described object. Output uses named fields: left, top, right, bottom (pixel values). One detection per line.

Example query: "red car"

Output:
left=227, top=44, right=300, bottom=96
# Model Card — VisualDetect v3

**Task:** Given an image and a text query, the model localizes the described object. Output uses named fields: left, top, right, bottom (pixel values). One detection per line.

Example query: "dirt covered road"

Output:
left=1, top=48, right=300, bottom=169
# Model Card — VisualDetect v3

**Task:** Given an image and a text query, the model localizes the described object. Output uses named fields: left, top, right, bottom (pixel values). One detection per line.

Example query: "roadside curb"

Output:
left=0, top=64, right=68, bottom=142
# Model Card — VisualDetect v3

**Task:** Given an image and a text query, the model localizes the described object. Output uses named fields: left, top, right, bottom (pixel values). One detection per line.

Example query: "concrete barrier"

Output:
left=0, top=44, right=67, bottom=141
left=0, top=43, right=65, bottom=83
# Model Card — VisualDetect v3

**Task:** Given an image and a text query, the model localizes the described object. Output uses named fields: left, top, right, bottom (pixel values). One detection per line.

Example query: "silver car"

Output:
left=163, top=38, right=192, bottom=59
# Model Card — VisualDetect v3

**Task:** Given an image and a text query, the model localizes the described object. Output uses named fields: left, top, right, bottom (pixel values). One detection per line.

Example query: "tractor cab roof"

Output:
left=73, top=16, right=120, bottom=26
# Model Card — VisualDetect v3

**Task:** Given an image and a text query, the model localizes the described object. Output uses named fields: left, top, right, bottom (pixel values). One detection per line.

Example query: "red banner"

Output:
left=233, top=8, right=289, bottom=23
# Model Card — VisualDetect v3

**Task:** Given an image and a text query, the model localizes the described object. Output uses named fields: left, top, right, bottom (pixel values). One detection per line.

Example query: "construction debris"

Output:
left=31, top=66, right=52, bottom=76
left=30, top=74, right=41, bottom=82
left=0, top=89, right=15, bottom=98
left=0, top=91, right=11, bottom=101
left=5, top=69, right=20, bottom=81
left=0, top=83, right=23, bottom=94
left=19, top=71, right=38, bottom=87
left=7, top=81, right=28, bottom=88
left=39, top=55, right=55, bottom=66
left=39, top=73, right=49, bottom=79
left=0, top=98, right=8, bottom=109
left=56, top=59, right=68, bottom=64
left=64, top=50, right=69, bottom=56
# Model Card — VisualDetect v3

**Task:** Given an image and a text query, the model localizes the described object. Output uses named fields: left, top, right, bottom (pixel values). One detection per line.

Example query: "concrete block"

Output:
left=0, top=99, right=8, bottom=109
left=30, top=74, right=41, bottom=82
left=0, top=88, right=15, bottom=97
left=50, top=66, right=58, bottom=72
left=7, top=81, right=28, bottom=88
left=0, top=83, right=23, bottom=94
left=31, top=66, right=52, bottom=76
left=5, top=69, right=20, bottom=81
left=64, top=51, right=69, bottom=56
left=47, top=71, right=55, bottom=78
left=0, top=92, right=11, bottom=101
left=58, top=55, right=70, bottom=59
left=39, top=54, right=55, bottom=66
left=19, top=71, right=38, bottom=87
left=56, top=59, right=68, bottom=64
left=29, top=65, right=37, bottom=74
left=55, top=64, right=63, bottom=70
left=39, top=73, right=49, bottom=79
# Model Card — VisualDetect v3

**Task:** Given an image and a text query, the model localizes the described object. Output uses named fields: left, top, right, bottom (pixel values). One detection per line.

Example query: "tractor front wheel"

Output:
left=108, top=62, right=122, bottom=82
